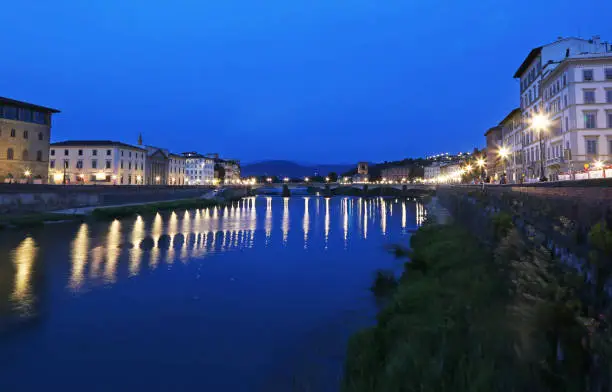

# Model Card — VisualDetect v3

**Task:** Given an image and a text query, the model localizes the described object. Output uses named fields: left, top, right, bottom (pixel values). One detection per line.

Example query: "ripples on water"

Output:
left=0, top=196, right=425, bottom=391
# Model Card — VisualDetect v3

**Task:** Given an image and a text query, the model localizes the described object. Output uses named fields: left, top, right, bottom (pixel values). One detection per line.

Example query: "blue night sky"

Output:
left=1, top=0, right=611, bottom=164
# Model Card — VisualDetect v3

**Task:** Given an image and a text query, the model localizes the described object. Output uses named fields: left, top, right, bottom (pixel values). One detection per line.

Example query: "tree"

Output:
left=327, top=172, right=338, bottom=182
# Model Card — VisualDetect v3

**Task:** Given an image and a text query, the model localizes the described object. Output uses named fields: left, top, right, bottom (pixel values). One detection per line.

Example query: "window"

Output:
left=609, top=139, right=612, bottom=154
left=121, top=151, right=124, bottom=157
left=607, top=90, right=612, bottom=103
left=50, top=160, right=55, bottom=169
left=583, top=69, right=594, bottom=81
left=64, top=149, right=69, bottom=156
left=92, top=160, right=97, bottom=169
left=50, top=149, right=55, bottom=156
left=129, top=151, right=132, bottom=158
left=564, top=95, right=568, bottom=107
left=586, top=139, right=598, bottom=155
left=22, top=150, right=29, bottom=161
left=64, top=160, right=69, bottom=169
left=606, top=68, right=612, bottom=80
left=128, top=162, right=132, bottom=170
left=10, top=129, right=15, bottom=137
left=565, top=117, right=569, bottom=131
left=7, top=148, right=14, bottom=160
left=3, top=106, right=17, bottom=120
left=33, top=111, right=46, bottom=124
left=141, top=163, right=144, bottom=170
left=608, top=111, right=612, bottom=128
left=106, top=149, right=111, bottom=156
left=36, top=150, right=42, bottom=161
left=92, top=150, right=97, bottom=156
left=23, top=130, right=28, bottom=139
left=105, top=160, right=111, bottom=169
left=120, top=161, right=124, bottom=169
left=76, top=160, right=83, bottom=169
left=38, top=132, right=43, bottom=141
left=78, top=149, right=83, bottom=156
left=585, top=112, right=597, bottom=129
left=584, top=90, right=596, bottom=103
left=563, top=74, right=567, bottom=86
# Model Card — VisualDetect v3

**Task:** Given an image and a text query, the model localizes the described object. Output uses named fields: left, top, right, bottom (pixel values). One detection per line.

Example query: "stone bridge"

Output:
left=242, top=182, right=435, bottom=191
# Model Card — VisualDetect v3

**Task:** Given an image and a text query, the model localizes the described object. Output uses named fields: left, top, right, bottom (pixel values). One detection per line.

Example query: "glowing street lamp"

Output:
left=325, top=176, right=330, bottom=182
left=594, top=160, right=606, bottom=178
left=267, top=177, right=272, bottom=183
left=155, top=176, right=161, bottom=183
left=304, top=177, right=310, bottom=182
left=24, top=170, right=31, bottom=178
left=283, top=177, right=289, bottom=183
left=530, top=113, right=551, bottom=181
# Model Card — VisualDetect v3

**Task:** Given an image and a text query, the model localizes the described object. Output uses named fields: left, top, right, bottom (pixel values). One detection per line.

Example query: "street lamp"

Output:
left=304, top=177, right=309, bottom=182
left=594, top=160, right=606, bottom=178
left=283, top=177, right=289, bottom=183
left=325, top=176, right=330, bottom=182
left=530, top=113, right=551, bottom=181
left=267, top=177, right=272, bottom=183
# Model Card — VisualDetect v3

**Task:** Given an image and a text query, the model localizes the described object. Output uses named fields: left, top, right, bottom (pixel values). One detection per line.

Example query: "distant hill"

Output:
left=241, top=160, right=354, bottom=178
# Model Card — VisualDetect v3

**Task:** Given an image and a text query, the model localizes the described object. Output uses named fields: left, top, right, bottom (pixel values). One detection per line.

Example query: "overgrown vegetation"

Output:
left=91, top=198, right=218, bottom=220
left=0, top=212, right=83, bottom=229
left=344, top=193, right=612, bottom=391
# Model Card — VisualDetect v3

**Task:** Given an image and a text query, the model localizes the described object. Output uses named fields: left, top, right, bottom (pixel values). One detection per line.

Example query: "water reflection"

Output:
left=303, top=197, right=310, bottom=248
left=1, top=197, right=425, bottom=300
left=130, top=216, right=145, bottom=275
left=282, top=197, right=290, bottom=245
left=104, top=220, right=121, bottom=284
left=11, top=237, right=37, bottom=315
left=69, top=224, right=89, bottom=291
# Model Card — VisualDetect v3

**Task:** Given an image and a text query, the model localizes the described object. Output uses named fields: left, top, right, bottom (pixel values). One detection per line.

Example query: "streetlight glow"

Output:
left=594, top=160, right=604, bottom=170
left=476, top=158, right=485, bottom=168
left=498, top=146, right=510, bottom=159
left=530, top=113, right=551, bottom=132
left=24, top=170, right=31, bottom=177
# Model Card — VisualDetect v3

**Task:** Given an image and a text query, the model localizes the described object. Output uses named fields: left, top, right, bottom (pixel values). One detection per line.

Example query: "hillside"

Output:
left=241, top=160, right=354, bottom=178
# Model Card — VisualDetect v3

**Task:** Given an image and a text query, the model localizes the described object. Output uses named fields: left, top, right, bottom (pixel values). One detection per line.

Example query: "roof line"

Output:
left=0, top=96, right=60, bottom=113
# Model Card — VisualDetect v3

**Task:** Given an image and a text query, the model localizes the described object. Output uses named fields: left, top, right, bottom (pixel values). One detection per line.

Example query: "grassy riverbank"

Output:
left=344, top=216, right=612, bottom=391
left=0, top=212, right=84, bottom=229
left=91, top=198, right=221, bottom=220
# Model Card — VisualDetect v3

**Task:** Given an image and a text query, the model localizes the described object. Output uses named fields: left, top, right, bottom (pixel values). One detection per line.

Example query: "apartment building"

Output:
left=424, top=162, right=441, bottom=181
left=49, top=141, right=146, bottom=185
left=499, top=108, right=523, bottom=182
left=0, top=97, right=59, bottom=183
left=514, top=35, right=611, bottom=180
left=540, top=53, right=612, bottom=179
left=183, top=152, right=215, bottom=184
left=381, top=165, right=412, bottom=181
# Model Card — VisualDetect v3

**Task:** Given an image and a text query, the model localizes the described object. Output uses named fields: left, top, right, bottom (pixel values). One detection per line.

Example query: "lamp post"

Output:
left=498, top=146, right=510, bottom=183
left=476, top=158, right=486, bottom=181
left=531, top=113, right=551, bottom=181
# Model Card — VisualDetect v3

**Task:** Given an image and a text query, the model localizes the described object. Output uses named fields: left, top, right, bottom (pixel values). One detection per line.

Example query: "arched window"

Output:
left=36, top=150, right=42, bottom=161
left=22, top=149, right=29, bottom=161
left=7, top=148, right=14, bottom=160
left=38, top=132, right=43, bottom=141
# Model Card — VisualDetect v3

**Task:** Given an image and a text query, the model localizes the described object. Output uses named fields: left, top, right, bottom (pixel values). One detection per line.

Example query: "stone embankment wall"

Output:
left=0, top=184, right=216, bottom=214
left=436, top=179, right=612, bottom=260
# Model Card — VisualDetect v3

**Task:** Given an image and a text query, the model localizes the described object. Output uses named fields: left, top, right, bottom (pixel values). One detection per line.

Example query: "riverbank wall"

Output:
left=0, top=184, right=218, bottom=215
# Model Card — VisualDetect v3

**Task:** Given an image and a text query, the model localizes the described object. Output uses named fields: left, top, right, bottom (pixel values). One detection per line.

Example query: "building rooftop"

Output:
left=513, top=47, right=542, bottom=78
left=499, top=108, right=522, bottom=125
left=50, top=140, right=146, bottom=150
left=0, top=96, right=60, bottom=113
left=484, top=125, right=503, bottom=137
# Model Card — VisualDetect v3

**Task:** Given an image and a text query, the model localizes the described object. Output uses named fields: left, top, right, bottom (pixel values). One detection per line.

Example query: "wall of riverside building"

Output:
left=0, top=184, right=215, bottom=214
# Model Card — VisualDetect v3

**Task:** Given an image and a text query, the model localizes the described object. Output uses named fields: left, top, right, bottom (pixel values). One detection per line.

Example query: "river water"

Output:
left=0, top=196, right=425, bottom=392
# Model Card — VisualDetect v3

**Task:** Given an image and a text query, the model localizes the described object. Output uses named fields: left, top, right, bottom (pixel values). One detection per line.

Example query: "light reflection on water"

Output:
left=3, top=196, right=426, bottom=311
left=0, top=195, right=425, bottom=391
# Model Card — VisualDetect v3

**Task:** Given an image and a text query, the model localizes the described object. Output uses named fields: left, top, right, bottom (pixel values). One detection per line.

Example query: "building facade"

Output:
left=499, top=108, right=523, bottom=182
left=381, top=165, right=412, bottom=181
left=424, top=162, right=441, bottom=181
left=0, top=97, right=59, bottom=183
left=514, top=36, right=611, bottom=180
left=49, top=141, right=146, bottom=185
left=484, top=126, right=503, bottom=179
left=168, top=154, right=186, bottom=185
left=183, top=152, right=215, bottom=185
left=540, top=53, right=612, bottom=179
